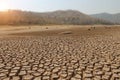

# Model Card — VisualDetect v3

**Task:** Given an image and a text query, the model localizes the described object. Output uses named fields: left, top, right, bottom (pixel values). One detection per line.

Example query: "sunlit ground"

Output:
left=0, top=25, right=119, bottom=36
left=0, top=25, right=120, bottom=79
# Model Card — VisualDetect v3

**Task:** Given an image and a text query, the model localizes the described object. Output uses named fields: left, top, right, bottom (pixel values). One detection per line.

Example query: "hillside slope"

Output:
left=0, top=10, right=113, bottom=25
left=91, top=13, right=120, bottom=24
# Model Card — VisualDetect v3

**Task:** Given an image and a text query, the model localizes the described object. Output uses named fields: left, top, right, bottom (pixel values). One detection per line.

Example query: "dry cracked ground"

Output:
left=0, top=26, right=120, bottom=80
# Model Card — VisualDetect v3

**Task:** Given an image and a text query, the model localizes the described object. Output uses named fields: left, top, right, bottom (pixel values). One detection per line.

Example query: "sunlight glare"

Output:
left=0, top=1, right=9, bottom=11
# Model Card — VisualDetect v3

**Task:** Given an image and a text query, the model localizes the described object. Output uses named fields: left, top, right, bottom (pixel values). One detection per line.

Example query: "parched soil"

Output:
left=0, top=25, right=120, bottom=80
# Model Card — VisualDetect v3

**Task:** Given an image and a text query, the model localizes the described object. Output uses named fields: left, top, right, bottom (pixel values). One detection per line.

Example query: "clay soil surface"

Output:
left=0, top=25, right=120, bottom=80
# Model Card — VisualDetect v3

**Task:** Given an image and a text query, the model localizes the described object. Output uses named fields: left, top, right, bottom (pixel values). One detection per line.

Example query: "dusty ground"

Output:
left=0, top=25, right=120, bottom=80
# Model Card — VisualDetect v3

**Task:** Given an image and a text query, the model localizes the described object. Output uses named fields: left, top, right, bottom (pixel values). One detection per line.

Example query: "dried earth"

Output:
left=0, top=25, right=120, bottom=80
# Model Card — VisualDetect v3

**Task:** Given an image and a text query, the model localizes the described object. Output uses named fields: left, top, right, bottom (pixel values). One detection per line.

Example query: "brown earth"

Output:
left=0, top=25, right=120, bottom=80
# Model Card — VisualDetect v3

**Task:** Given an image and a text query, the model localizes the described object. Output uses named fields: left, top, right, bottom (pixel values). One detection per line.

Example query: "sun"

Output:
left=0, top=1, right=9, bottom=11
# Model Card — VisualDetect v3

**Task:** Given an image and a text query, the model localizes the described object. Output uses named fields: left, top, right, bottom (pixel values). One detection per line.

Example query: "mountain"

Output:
left=91, top=13, right=120, bottom=24
left=0, top=10, right=113, bottom=25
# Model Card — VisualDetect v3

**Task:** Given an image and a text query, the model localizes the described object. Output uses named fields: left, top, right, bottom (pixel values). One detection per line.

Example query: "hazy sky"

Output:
left=3, top=0, right=120, bottom=14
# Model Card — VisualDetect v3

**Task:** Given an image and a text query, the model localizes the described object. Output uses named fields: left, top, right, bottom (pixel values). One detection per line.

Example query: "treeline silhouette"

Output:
left=0, top=10, right=113, bottom=25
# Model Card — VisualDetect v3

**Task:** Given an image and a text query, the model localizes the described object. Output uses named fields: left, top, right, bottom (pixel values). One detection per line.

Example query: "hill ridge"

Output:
left=0, top=10, right=113, bottom=25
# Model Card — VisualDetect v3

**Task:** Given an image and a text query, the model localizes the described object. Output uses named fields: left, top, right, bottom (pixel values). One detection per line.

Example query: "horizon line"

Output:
left=0, top=9, right=119, bottom=15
